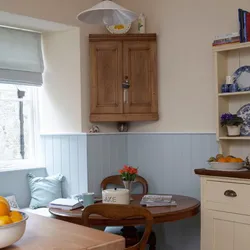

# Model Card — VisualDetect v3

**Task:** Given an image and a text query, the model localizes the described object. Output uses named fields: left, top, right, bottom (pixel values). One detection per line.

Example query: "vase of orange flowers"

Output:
left=119, top=165, right=138, bottom=194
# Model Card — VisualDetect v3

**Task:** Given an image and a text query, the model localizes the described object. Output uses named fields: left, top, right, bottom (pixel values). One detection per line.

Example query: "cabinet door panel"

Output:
left=90, top=41, right=123, bottom=114
left=234, top=221, right=250, bottom=250
left=202, top=209, right=250, bottom=250
left=123, top=41, right=157, bottom=114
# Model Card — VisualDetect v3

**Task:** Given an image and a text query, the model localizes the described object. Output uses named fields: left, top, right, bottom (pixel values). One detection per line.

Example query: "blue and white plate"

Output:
left=233, top=66, right=250, bottom=91
left=237, top=103, right=250, bottom=136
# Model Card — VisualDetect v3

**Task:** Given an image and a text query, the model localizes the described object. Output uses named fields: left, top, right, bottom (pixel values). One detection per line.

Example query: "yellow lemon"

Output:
left=10, top=211, right=23, bottom=223
left=0, top=216, right=12, bottom=226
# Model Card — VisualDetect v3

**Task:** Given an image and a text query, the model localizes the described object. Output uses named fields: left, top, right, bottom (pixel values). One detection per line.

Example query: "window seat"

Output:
left=0, top=167, right=47, bottom=208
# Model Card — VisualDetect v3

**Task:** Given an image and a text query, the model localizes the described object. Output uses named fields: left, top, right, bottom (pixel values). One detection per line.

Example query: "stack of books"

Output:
left=238, top=8, right=250, bottom=43
left=49, top=198, right=83, bottom=211
left=140, top=195, right=177, bottom=207
left=212, top=32, right=240, bottom=47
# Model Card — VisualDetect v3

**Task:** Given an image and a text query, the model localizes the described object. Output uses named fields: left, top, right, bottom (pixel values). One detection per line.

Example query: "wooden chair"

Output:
left=82, top=204, right=153, bottom=250
left=101, top=175, right=148, bottom=194
left=101, top=175, right=156, bottom=250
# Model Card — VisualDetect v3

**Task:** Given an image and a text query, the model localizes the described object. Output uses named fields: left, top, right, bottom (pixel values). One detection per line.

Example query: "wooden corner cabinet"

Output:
left=89, top=34, right=158, bottom=122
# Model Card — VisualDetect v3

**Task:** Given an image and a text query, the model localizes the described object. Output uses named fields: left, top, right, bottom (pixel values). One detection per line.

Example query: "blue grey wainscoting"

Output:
left=41, top=134, right=88, bottom=198
left=41, top=132, right=218, bottom=250
left=127, top=133, right=218, bottom=250
left=87, top=134, right=127, bottom=195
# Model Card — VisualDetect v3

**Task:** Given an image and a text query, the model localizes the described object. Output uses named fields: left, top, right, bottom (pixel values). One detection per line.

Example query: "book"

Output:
left=238, top=9, right=244, bottom=42
left=49, top=198, right=83, bottom=210
left=214, top=32, right=239, bottom=40
left=247, top=13, right=250, bottom=41
left=140, top=194, right=177, bottom=207
left=243, top=10, right=248, bottom=42
left=238, top=9, right=250, bottom=42
left=145, top=201, right=177, bottom=207
left=212, top=32, right=240, bottom=46
left=212, top=37, right=240, bottom=46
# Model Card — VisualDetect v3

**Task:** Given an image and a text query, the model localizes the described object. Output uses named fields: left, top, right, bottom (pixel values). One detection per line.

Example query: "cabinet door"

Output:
left=123, top=41, right=157, bottom=115
left=202, top=210, right=250, bottom=250
left=90, top=41, right=123, bottom=116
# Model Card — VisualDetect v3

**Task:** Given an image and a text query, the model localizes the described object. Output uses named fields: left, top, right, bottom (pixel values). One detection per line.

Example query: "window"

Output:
left=0, top=84, right=39, bottom=168
left=0, top=26, right=44, bottom=169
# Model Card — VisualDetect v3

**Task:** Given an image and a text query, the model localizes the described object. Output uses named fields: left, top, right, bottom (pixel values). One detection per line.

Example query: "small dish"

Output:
left=106, top=23, right=131, bottom=34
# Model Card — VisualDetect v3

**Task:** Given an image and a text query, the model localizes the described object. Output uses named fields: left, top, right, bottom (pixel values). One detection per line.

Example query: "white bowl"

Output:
left=0, top=212, right=28, bottom=249
left=209, top=162, right=244, bottom=170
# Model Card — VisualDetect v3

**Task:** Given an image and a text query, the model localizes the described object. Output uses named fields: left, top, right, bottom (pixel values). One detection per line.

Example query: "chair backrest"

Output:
left=101, top=175, right=148, bottom=195
left=82, top=204, right=153, bottom=250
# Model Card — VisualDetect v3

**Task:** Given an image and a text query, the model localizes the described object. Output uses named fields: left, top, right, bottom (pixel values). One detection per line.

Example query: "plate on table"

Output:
left=233, top=65, right=250, bottom=91
left=237, top=103, right=250, bottom=136
left=106, top=23, right=131, bottom=34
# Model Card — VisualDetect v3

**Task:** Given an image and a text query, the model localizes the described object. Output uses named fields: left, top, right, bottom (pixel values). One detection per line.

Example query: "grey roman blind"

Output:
left=0, top=26, right=44, bottom=86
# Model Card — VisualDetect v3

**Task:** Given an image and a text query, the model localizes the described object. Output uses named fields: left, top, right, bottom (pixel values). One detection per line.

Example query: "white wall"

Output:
left=0, top=0, right=103, bottom=133
left=2, top=0, right=250, bottom=133
left=116, top=0, right=250, bottom=132
left=40, top=28, right=82, bottom=133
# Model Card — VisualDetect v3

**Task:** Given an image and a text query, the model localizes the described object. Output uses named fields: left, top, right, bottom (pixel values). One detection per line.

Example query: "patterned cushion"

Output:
left=4, top=195, right=20, bottom=209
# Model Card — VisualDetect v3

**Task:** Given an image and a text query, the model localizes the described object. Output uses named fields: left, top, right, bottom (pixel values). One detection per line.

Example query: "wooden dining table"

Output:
left=50, top=194, right=200, bottom=226
left=6, top=212, right=125, bottom=250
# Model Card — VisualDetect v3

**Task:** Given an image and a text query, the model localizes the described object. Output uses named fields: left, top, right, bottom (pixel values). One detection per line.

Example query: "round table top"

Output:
left=49, top=194, right=200, bottom=226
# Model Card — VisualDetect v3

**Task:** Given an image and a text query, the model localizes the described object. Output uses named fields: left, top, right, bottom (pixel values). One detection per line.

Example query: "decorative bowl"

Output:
left=0, top=212, right=28, bottom=249
left=209, top=162, right=244, bottom=170
left=106, top=23, right=131, bottom=34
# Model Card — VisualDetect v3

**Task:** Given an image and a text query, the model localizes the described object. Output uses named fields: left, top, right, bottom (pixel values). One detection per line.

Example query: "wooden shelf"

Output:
left=219, top=137, right=250, bottom=140
left=213, top=42, right=250, bottom=52
left=218, top=91, right=250, bottom=97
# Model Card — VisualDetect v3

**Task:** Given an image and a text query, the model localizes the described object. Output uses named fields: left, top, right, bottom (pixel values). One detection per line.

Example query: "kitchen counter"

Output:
left=194, top=168, right=250, bottom=179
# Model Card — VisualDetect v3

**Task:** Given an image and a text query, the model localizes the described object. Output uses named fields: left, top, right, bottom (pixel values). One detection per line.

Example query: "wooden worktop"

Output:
left=194, top=168, right=250, bottom=179
left=7, top=212, right=124, bottom=250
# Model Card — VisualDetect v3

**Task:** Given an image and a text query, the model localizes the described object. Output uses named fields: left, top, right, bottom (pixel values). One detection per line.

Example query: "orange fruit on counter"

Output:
left=0, top=201, right=10, bottom=216
left=218, top=157, right=227, bottom=163
left=0, top=197, right=10, bottom=210
left=0, top=216, right=12, bottom=226
left=230, top=158, right=238, bottom=163
left=225, top=156, right=233, bottom=162
left=235, top=158, right=244, bottom=163
left=10, top=211, right=23, bottom=223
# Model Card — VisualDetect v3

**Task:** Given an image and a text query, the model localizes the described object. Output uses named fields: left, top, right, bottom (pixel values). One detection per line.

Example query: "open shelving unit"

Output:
left=214, top=42, right=250, bottom=158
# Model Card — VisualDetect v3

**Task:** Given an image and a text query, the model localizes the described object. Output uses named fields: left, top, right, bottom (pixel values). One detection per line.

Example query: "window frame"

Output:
left=0, top=85, right=40, bottom=170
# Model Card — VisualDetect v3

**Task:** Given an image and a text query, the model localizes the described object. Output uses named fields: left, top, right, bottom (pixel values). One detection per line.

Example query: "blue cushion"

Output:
left=27, top=173, right=64, bottom=209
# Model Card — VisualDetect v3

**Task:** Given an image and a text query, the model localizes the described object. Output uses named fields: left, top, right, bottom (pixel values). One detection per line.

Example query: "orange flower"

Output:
left=119, top=169, right=124, bottom=174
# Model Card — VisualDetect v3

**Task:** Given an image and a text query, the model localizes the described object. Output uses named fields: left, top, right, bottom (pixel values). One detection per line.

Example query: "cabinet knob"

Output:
left=224, top=190, right=237, bottom=198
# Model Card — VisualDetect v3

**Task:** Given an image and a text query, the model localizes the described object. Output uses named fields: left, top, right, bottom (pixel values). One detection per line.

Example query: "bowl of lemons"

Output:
left=208, top=154, right=244, bottom=170
left=0, top=197, right=28, bottom=249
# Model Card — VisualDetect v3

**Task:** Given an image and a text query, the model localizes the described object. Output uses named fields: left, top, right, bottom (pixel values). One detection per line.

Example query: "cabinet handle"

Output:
left=224, top=190, right=237, bottom=198
left=122, top=76, right=130, bottom=104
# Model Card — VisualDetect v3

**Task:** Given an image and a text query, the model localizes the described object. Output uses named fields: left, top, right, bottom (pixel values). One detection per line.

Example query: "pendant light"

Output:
left=77, top=0, right=138, bottom=26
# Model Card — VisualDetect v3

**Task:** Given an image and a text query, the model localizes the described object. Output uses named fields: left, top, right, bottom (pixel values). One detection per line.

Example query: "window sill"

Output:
left=0, top=162, right=45, bottom=173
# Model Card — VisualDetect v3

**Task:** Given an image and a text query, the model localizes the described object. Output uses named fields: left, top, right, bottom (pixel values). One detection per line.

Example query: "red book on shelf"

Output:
left=247, top=13, right=250, bottom=41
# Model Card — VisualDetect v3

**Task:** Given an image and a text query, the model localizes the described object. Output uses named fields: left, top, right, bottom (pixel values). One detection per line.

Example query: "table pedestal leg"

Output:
left=121, top=226, right=139, bottom=247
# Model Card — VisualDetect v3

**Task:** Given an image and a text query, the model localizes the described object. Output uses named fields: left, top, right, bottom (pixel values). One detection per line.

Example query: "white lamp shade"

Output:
left=77, top=0, right=138, bottom=25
